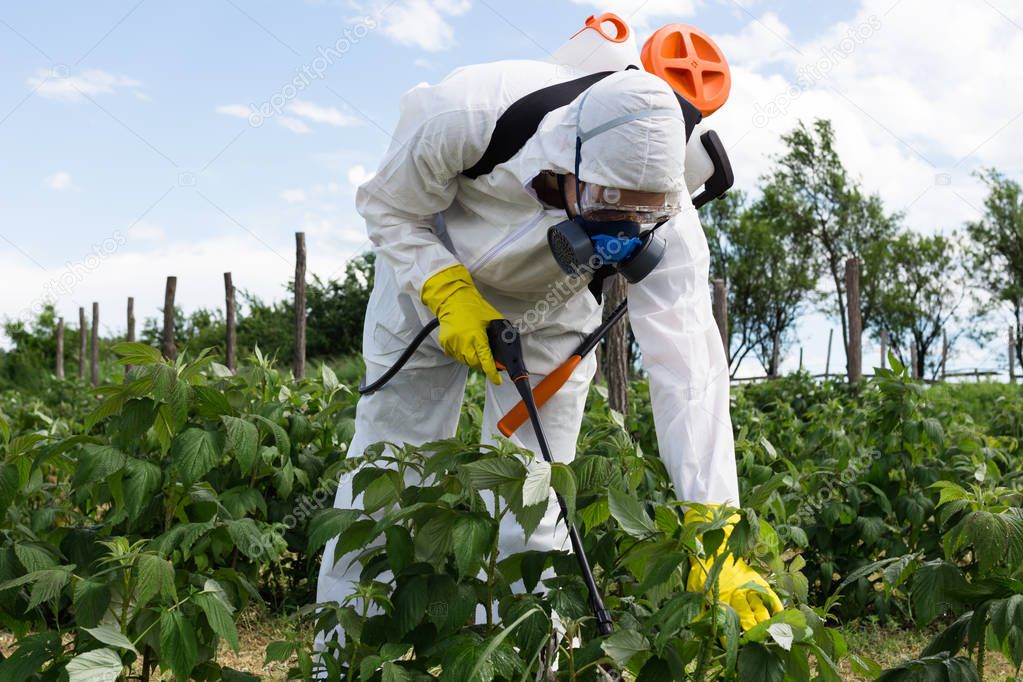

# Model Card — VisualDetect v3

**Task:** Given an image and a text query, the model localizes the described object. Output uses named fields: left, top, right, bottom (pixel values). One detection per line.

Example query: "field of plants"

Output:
left=0, top=343, right=1021, bottom=681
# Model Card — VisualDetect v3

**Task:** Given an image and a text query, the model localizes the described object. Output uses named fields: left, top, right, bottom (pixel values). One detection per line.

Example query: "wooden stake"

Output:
left=941, top=331, right=948, bottom=381
left=293, top=233, right=307, bottom=379
left=55, top=317, right=64, bottom=379
left=770, top=331, right=780, bottom=377
left=1010, top=327, right=1016, bottom=384
left=605, top=275, right=629, bottom=415
left=162, top=276, right=177, bottom=360
left=825, top=328, right=833, bottom=378
left=845, top=258, right=862, bottom=383
left=712, top=279, right=728, bottom=358
left=78, top=306, right=87, bottom=381
left=880, top=329, right=888, bottom=370
left=90, top=302, right=99, bottom=386
left=799, top=347, right=804, bottom=372
left=225, top=272, right=237, bottom=372
left=127, top=297, right=135, bottom=342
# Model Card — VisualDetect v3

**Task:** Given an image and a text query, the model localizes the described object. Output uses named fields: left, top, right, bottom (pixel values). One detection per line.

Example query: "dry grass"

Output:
left=5, top=616, right=1021, bottom=680
left=841, top=622, right=1019, bottom=681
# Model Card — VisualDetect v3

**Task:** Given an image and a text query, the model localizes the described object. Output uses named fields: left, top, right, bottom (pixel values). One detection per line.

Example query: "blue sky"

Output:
left=2, top=0, right=1021, bottom=376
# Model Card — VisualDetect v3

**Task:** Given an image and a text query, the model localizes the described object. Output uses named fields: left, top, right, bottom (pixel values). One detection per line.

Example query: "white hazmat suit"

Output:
left=315, top=61, right=740, bottom=632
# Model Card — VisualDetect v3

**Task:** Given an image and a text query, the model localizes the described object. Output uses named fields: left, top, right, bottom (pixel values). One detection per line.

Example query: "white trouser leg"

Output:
left=473, top=362, right=594, bottom=623
left=314, top=359, right=467, bottom=652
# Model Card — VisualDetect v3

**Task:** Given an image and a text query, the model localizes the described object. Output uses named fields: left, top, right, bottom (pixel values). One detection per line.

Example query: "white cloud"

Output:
left=567, top=0, right=696, bottom=30
left=286, top=100, right=360, bottom=127
left=215, top=104, right=252, bottom=119
left=28, top=68, right=142, bottom=101
left=44, top=171, right=77, bottom=192
left=347, top=165, right=375, bottom=189
left=281, top=188, right=308, bottom=204
left=277, top=116, right=311, bottom=134
left=127, top=221, right=165, bottom=241
left=363, top=0, right=471, bottom=52
left=701, top=0, right=1023, bottom=237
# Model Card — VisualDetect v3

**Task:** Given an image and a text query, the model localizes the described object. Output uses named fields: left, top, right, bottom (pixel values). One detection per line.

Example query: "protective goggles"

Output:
left=577, top=182, right=682, bottom=224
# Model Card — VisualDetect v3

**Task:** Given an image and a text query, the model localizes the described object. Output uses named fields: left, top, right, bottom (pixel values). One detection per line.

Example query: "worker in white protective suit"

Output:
left=315, top=61, right=782, bottom=643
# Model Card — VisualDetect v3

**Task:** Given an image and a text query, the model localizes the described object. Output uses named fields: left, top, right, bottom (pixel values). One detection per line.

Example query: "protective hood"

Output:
left=499, top=69, right=688, bottom=196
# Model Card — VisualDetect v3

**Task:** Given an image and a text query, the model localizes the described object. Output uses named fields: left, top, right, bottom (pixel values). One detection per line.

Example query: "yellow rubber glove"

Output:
left=685, top=507, right=784, bottom=631
left=421, top=264, right=504, bottom=385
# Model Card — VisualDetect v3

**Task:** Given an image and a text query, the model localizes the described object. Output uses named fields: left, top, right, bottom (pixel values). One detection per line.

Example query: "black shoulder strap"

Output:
left=462, top=70, right=702, bottom=180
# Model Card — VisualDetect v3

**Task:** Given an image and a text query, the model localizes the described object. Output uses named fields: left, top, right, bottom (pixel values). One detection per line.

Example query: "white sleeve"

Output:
left=356, top=84, right=495, bottom=298
left=627, top=208, right=740, bottom=506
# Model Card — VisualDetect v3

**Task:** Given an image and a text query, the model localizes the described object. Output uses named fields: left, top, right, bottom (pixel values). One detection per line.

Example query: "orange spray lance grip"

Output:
left=498, top=354, right=583, bottom=437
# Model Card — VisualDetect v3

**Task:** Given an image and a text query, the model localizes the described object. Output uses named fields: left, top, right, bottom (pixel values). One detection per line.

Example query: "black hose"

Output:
left=358, top=318, right=440, bottom=395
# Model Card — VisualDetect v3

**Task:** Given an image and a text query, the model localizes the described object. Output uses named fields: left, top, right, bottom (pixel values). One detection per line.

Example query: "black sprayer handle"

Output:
left=485, top=319, right=614, bottom=636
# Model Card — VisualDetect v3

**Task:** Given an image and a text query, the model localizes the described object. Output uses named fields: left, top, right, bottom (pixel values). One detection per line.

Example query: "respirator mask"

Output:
left=547, top=93, right=685, bottom=283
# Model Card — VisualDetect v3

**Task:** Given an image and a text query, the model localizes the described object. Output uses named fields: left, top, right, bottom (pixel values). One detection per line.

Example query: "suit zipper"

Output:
left=467, top=211, right=546, bottom=274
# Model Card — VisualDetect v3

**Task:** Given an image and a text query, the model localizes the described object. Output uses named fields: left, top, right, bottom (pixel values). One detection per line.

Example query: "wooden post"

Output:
left=55, top=317, right=65, bottom=379
left=712, top=279, right=728, bottom=358
left=127, top=297, right=135, bottom=342
left=825, top=328, right=833, bottom=378
left=798, top=347, right=804, bottom=372
left=940, top=331, right=948, bottom=381
left=90, top=302, right=99, bottom=386
left=293, top=232, right=307, bottom=379
left=162, top=276, right=177, bottom=360
left=845, top=257, right=862, bottom=383
left=880, top=329, right=888, bottom=370
left=78, top=306, right=87, bottom=381
left=225, top=272, right=237, bottom=372
left=910, top=345, right=918, bottom=381
left=1009, top=327, right=1016, bottom=383
left=606, top=275, right=629, bottom=415
left=770, top=331, right=780, bottom=378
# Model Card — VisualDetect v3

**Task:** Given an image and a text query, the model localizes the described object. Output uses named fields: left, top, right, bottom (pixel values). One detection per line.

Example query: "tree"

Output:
left=965, top=169, right=1023, bottom=371
left=761, top=119, right=900, bottom=370
left=871, top=231, right=966, bottom=379
left=700, top=189, right=818, bottom=376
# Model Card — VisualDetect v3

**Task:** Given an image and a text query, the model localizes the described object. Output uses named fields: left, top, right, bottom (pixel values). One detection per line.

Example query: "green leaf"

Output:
left=0, top=462, right=20, bottom=517
left=26, top=566, right=73, bottom=611
left=608, top=488, right=657, bottom=538
left=194, top=590, right=240, bottom=652
left=384, top=526, right=414, bottom=574
left=911, top=560, right=967, bottom=626
left=159, top=609, right=199, bottom=682
left=73, top=578, right=112, bottom=627
left=171, top=428, right=224, bottom=486
left=122, top=458, right=163, bottom=520
left=522, top=462, right=551, bottom=508
left=308, top=509, right=362, bottom=554
left=601, top=628, right=648, bottom=667
left=462, top=457, right=527, bottom=489
left=737, top=642, right=784, bottom=682
left=73, top=444, right=128, bottom=488
left=382, top=661, right=414, bottom=682
left=0, top=632, right=61, bottom=680
left=452, top=513, right=496, bottom=578
left=222, top=416, right=259, bottom=475
left=112, top=341, right=163, bottom=365
left=84, top=624, right=138, bottom=654
left=392, top=575, right=429, bottom=636
left=639, top=551, right=687, bottom=592
left=549, top=463, right=577, bottom=521
left=66, top=647, right=124, bottom=682
left=225, top=518, right=279, bottom=561
left=135, top=553, right=176, bottom=608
